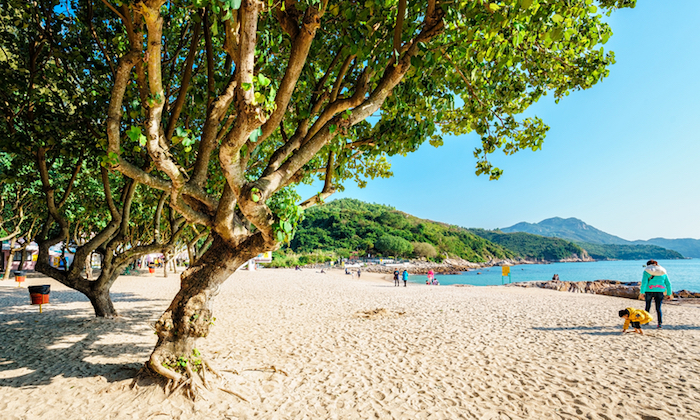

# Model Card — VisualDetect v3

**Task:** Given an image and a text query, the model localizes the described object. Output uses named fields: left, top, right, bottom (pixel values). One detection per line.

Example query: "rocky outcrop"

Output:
left=674, top=290, right=700, bottom=299
left=511, top=280, right=641, bottom=299
left=511, top=280, right=700, bottom=301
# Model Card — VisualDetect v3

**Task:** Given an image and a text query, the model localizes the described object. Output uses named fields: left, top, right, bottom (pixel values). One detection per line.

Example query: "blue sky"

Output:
left=298, top=1, right=700, bottom=241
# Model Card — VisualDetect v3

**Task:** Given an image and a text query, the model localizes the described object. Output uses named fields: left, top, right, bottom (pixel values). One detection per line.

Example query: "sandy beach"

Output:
left=1, top=269, right=699, bottom=420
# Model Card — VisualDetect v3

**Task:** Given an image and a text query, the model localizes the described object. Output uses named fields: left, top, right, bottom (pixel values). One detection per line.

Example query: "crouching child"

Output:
left=619, top=308, right=652, bottom=335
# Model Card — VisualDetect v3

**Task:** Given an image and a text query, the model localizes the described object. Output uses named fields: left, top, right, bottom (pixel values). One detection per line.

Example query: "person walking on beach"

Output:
left=393, top=269, right=400, bottom=287
left=640, top=259, right=672, bottom=329
left=402, top=269, right=408, bottom=287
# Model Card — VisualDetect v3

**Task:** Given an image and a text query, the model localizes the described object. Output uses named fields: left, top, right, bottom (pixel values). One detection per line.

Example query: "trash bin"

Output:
left=14, top=270, right=26, bottom=283
left=28, top=285, right=50, bottom=305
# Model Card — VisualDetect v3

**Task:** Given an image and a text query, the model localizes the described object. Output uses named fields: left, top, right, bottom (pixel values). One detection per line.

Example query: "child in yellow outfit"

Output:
left=619, top=308, right=652, bottom=335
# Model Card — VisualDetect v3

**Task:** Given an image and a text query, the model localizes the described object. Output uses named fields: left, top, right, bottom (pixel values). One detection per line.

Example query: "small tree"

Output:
left=375, top=234, right=413, bottom=257
left=412, top=242, right=437, bottom=259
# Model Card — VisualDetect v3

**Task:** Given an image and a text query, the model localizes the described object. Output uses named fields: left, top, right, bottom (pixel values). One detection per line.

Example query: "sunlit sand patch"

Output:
left=45, top=334, right=89, bottom=350
left=0, top=367, right=35, bottom=379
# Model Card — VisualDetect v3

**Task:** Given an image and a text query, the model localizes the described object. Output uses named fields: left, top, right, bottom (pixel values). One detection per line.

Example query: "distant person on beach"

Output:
left=357, top=269, right=361, bottom=279
left=552, top=274, right=560, bottom=281
left=619, top=308, right=652, bottom=335
left=640, top=259, right=672, bottom=329
left=402, top=269, right=408, bottom=287
left=394, top=269, right=400, bottom=287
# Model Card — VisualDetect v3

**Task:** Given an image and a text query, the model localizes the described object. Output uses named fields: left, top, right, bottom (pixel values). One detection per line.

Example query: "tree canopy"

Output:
left=0, top=0, right=636, bottom=396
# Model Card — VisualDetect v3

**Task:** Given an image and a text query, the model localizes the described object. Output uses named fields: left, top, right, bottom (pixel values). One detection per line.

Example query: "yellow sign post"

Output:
left=501, top=266, right=511, bottom=284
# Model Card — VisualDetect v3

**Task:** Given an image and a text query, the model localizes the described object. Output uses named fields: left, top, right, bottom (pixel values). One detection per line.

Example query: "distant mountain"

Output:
left=502, top=217, right=630, bottom=245
left=633, top=238, right=700, bottom=259
left=502, top=217, right=693, bottom=260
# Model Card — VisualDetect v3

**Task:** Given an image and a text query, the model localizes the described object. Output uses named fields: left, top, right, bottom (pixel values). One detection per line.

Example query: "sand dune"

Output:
left=1, top=269, right=699, bottom=419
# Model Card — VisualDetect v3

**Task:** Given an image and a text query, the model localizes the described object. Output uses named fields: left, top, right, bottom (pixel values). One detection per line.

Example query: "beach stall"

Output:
left=47, top=243, right=76, bottom=270
left=1, top=241, right=38, bottom=272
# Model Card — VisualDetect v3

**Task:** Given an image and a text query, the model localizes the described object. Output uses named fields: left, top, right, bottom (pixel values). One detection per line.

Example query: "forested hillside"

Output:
left=575, top=242, right=684, bottom=260
left=288, top=199, right=594, bottom=263
left=469, top=229, right=589, bottom=261
left=289, top=199, right=514, bottom=262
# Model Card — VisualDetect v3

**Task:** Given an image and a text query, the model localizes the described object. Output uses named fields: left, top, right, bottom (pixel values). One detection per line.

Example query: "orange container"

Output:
left=16, top=275, right=26, bottom=283
left=30, top=293, right=50, bottom=304
left=149, top=267, right=155, bottom=273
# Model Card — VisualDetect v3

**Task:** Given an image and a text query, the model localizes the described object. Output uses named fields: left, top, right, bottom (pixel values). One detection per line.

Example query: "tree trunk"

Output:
left=148, top=234, right=265, bottom=381
left=19, top=249, right=27, bottom=271
left=3, top=237, right=17, bottom=280
left=85, top=282, right=118, bottom=318
left=85, top=252, right=93, bottom=280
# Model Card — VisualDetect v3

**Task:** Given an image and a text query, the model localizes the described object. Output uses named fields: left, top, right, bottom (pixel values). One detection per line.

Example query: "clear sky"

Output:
left=298, top=1, right=700, bottom=241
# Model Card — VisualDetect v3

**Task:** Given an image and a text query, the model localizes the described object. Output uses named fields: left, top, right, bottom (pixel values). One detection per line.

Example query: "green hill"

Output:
left=633, top=238, right=700, bottom=259
left=469, top=229, right=589, bottom=261
left=287, top=199, right=588, bottom=263
left=575, top=242, right=684, bottom=260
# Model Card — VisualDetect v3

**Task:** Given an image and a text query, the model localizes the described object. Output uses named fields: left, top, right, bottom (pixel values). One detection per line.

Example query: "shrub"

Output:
left=375, top=235, right=413, bottom=257
left=412, top=242, right=437, bottom=259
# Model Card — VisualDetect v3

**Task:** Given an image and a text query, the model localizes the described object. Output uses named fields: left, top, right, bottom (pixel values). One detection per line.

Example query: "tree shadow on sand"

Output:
left=533, top=324, right=700, bottom=336
left=0, top=287, right=170, bottom=388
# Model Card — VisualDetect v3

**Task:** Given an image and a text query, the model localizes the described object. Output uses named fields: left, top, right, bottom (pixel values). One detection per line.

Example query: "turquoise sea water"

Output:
left=409, top=259, right=700, bottom=292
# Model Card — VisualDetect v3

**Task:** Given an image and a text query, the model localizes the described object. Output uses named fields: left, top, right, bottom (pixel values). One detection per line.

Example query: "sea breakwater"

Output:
left=509, top=279, right=700, bottom=301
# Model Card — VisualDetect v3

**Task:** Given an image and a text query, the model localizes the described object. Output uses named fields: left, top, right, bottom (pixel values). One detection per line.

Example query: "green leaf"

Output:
left=283, top=221, right=292, bottom=232
left=126, top=126, right=142, bottom=143
left=551, top=14, right=564, bottom=24
left=489, top=3, right=500, bottom=11
left=252, top=193, right=260, bottom=202
left=257, top=73, right=271, bottom=87
left=241, top=82, right=252, bottom=91
left=249, top=127, right=262, bottom=142
left=329, top=124, right=337, bottom=134
left=229, top=0, right=242, bottom=9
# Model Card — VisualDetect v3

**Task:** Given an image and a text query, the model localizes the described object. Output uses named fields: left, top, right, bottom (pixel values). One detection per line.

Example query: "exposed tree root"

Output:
left=244, top=365, right=289, bottom=376
left=130, top=355, right=250, bottom=402
left=219, top=387, right=248, bottom=402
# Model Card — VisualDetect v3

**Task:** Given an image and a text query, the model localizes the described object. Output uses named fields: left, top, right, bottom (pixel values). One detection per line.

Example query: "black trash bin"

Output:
left=13, top=270, right=26, bottom=284
left=28, top=285, right=51, bottom=305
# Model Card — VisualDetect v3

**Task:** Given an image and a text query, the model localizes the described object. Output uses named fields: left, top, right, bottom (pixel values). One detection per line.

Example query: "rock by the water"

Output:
left=510, top=279, right=641, bottom=299
left=511, top=280, right=700, bottom=301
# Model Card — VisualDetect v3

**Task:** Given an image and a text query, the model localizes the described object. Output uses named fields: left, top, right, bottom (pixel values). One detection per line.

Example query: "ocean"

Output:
left=408, top=259, right=700, bottom=292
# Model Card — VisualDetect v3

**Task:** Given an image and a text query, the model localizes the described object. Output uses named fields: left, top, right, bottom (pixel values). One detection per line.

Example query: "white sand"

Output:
left=1, top=269, right=700, bottom=419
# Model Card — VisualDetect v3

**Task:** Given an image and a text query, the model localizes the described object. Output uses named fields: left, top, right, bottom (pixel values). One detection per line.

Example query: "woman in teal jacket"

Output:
left=640, top=259, right=672, bottom=329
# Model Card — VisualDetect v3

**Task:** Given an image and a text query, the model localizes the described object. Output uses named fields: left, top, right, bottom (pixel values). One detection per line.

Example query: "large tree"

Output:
left=0, top=0, right=195, bottom=316
left=3, top=0, right=636, bottom=394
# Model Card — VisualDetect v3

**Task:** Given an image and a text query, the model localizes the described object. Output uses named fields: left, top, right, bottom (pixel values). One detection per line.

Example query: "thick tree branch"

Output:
left=165, top=20, right=201, bottom=140
left=258, top=5, right=321, bottom=143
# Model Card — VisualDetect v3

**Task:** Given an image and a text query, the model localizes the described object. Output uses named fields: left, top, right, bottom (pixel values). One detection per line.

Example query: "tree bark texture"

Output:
left=148, top=233, right=265, bottom=381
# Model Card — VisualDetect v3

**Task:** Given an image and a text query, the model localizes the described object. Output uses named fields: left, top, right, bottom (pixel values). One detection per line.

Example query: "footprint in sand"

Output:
left=371, top=390, right=386, bottom=401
